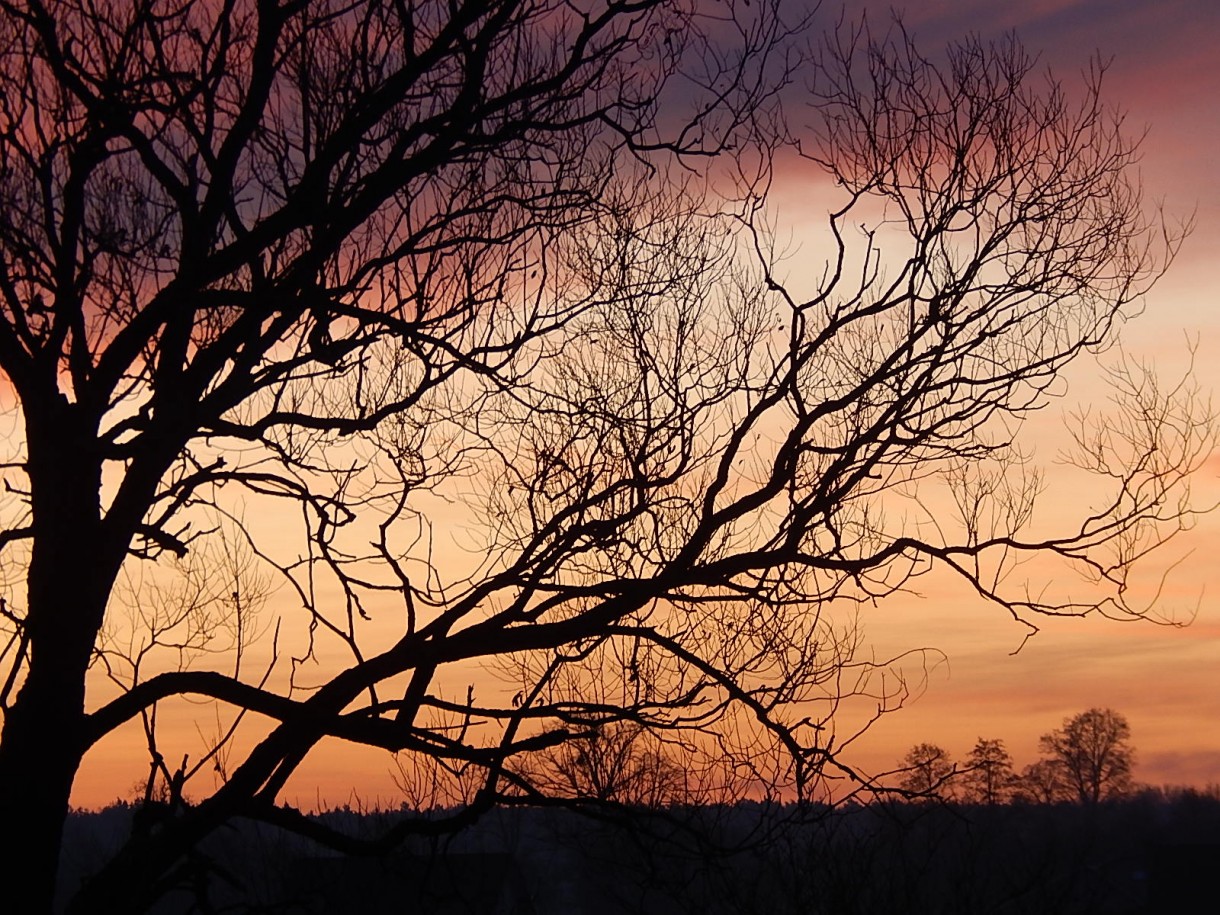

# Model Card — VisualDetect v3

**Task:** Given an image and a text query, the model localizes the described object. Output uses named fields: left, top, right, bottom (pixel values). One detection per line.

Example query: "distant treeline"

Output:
left=895, top=707, right=1141, bottom=805
left=61, top=785, right=1220, bottom=914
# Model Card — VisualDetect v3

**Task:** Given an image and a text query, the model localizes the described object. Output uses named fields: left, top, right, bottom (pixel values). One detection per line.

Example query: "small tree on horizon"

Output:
left=962, top=738, right=1016, bottom=805
left=1015, top=758, right=1069, bottom=805
left=527, top=721, right=688, bottom=808
left=897, top=743, right=956, bottom=799
left=1039, top=708, right=1135, bottom=804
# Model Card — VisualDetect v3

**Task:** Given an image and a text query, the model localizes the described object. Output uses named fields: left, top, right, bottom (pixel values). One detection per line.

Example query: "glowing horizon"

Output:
left=51, top=0, right=1220, bottom=812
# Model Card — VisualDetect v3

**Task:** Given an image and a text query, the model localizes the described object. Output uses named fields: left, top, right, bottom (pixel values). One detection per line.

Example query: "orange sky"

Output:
left=68, top=0, right=1220, bottom=809
left=778, top=0, right=1220, bottom=789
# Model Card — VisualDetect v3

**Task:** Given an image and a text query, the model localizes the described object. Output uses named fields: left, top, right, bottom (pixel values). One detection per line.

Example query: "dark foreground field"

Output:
left=59, top=790, right=1220, bottom=914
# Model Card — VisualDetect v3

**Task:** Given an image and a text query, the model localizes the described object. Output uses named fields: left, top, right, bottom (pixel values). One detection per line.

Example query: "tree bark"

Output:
left=0, top=401, right=115, bottom=912
left=0, top=638, right=94, bottom=912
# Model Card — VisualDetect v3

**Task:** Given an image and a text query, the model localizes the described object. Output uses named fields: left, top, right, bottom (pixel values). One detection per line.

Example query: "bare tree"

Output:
left=529, top=721, right=685, bottom=807
left=897, top=743, right=956, bottom=799
left=1039, top=708, right=1135, bottom=804
left=0, top=3, right=1208, bottom=911
left=1015, top=758, right=1068, bottom=805
left=961, top=737, right=1015, bottom=805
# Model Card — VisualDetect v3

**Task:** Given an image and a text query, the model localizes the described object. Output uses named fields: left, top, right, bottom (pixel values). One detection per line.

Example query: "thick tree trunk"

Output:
left=0, top=640, right=94, bottom=912
left=0, top=403, right=116, bottom=912
left=0, top=562, right=110, bottom=911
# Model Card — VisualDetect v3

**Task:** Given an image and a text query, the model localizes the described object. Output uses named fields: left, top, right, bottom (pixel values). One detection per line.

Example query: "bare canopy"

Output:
left=0, top=1, right=1208, bottom=910
left=1040, top=707, right=1135, bottom=804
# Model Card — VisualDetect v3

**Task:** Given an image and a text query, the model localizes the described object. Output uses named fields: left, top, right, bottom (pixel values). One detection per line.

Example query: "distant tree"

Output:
left=1015, top=758, right=1068, bottom=805
left=898, top=743, right=956, bottom=798
left=1039, top=708, right=1135, bottom=804
left=962, top=738, right=1015, bottom=805
left=530, top=721, right=685, bottom=807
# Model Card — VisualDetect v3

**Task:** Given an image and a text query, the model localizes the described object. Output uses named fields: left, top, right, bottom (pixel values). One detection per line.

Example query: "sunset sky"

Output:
left=805, top=0, right=1220, bottom=788
left=70, top=0, right=1220, bottom=809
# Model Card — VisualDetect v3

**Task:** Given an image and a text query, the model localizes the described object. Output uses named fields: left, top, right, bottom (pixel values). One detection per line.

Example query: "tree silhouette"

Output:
left=898, top=743, right=956, bottom=798
left=528, top=721, right=685, bottom=807
left=961, top=738, right=1016, bottom=805
left=1039, top=708, right=1135, bottom=804
left=0, top=2, right=1208, bottom=910
left=1015, top=758, right=1068, bottom=805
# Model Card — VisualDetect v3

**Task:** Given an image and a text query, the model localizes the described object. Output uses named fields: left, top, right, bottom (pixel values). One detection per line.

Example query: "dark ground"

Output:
left=58, top=789, right=1220, bottom=913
